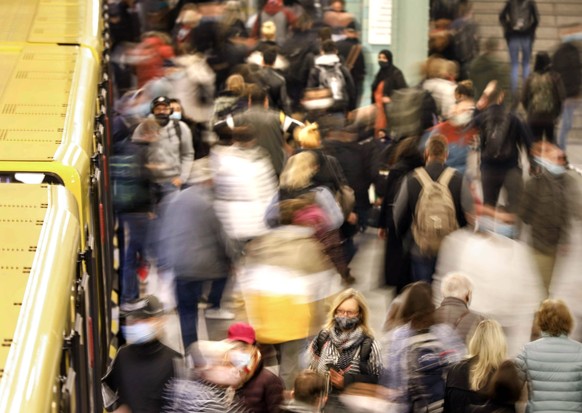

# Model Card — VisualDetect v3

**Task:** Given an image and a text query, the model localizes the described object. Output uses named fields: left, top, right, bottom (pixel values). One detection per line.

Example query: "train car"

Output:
left=0, top=184, right=90, bottom=412
left=0, top=0, right=115, bottom=411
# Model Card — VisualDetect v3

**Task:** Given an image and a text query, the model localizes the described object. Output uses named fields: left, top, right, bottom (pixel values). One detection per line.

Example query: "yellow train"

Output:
left=0, top=0, right=115, bottom=411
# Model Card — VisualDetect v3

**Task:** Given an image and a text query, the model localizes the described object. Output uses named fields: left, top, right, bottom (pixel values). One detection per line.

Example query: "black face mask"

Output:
left=378, top=61, right=390, bottom=69
left=335, top=316, right=359, bottom=330
left=154, top=113, right=170, bottom=126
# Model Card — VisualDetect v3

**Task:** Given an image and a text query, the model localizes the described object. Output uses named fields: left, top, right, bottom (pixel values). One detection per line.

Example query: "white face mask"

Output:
left=121, top=321, right=158, bottom=344
left=228, top=350, right=252, bottom=369
left=202, top=366, right=244, bottom=387
left=450, top=110, right=472, bottom=127
left=169, top=111, right=182, bottom=120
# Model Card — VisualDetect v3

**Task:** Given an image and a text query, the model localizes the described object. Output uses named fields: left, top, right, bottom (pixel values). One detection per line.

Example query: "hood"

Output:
left=263, top=0, right=283, bottom=15
left=314, top=53, right=341, bottom=67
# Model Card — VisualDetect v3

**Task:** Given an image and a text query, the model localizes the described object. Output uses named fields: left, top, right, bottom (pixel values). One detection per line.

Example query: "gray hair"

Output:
left=441, top=272, right=473, bottom=301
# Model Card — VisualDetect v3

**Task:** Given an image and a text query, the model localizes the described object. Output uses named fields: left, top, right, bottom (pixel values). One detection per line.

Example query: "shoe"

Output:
left=205, top=308, right=236, bottom=320
left=197, top=295, right=210, bottom=309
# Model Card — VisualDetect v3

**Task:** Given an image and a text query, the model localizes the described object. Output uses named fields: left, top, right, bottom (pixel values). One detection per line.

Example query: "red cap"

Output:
left=227, top=322, right=256, bottom=344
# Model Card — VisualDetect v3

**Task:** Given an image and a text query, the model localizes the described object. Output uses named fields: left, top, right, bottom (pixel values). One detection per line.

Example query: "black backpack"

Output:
left=480, top=111, right=513, bottom=162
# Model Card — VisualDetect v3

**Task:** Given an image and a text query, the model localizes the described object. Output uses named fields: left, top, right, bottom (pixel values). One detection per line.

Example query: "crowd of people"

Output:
left=104, top=0, right=582, bottom=412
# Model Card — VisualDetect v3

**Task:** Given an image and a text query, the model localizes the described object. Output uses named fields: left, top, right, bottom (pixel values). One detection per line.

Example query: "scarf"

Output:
left=329, top=325, right=366, bottom=370
left=371, top=49, right=394, bottom=94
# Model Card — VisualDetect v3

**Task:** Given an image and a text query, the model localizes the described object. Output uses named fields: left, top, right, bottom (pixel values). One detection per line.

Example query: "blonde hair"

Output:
left=324, top=289, right=373, bottom=337
left=261, top=21, right=276, bottom=40
left=279, top=151, right=319, bottom=191
left=226, top=74, right=246, bottom=96
left=468, top=319, right=507, bottom=391
left=294, top=122, right=321, bottom=149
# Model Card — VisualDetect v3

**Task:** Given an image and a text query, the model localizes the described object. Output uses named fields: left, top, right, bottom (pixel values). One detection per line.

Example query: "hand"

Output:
left=378, top=228, right=387, bottom=240
left=347, top=212, right=358, bottom=225
left=329, top=369, right=345, bottom=390
left=381, top=96, right=391, bottom=104
left=171, top=177, right=183, bottom=188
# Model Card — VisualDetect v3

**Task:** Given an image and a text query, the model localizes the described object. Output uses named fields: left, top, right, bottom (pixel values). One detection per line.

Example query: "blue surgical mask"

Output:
left=124, top=102, right=151, bottom=119
left=229, top=351, right=252, bottom=369
left=170, top=112, right=182, bottom=120
left=534, top=156, right=566, bottom=176
left=476, top=216, right=516, bottom=239
left=121, top=322, right=158, bottom=344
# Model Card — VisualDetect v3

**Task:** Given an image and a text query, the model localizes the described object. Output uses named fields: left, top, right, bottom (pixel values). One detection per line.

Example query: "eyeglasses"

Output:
left=335, top=309, right=359, bottom=317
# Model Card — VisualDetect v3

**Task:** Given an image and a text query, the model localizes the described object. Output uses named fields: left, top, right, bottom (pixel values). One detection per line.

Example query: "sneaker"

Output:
left=197, top=295, right=210, bottom=310
left=205, top=308, right=235, bottom=320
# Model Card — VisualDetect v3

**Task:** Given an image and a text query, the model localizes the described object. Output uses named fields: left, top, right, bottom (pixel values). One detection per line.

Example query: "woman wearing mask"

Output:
left=444, top=319, right=508, bottom=412
left=308, top=289, right=383, bottom=407
left=371, top=50, right=408, bottom=136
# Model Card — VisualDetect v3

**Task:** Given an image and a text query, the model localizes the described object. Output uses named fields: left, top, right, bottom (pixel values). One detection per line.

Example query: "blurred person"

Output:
left=111, top=118, right=158, bottom=304
left=454, top=79, right=475, bottom=104
left=430, top=0, right=462, bottom=21
left=553, top=24, right=582, bottom=151
left=220, top=0, right=248, bottom=40
left=435, top=273, right=485, bottom=345
left=136, top=96, right=194, bottom=200
left=378, top=137, right=424, bottom=292
left=308, top=289, right=383, bottom=409
left=422, top=58, right=459, bottom=119
left=126, top=32, right=175, bottom=88
left=518, top=142, right=582, bottom=296
left=211, top=74, right=248, bottom=127
left=211, top=125, right=278, bottom=246
left=227, top=323, right=286, bottom=413
left=469, top=38, right=510, bottom=103
left=468, top=360, right=522, bottom=413
left=499, top=0, right=540, bottom=94
left=371, top=49, right=407, bottom=135
left=256, top=21, right=279, bottom=53
left=102, top=296, right=181, bottom=413
left=450, top=2, right=479, bottom=81
left=239, top=197, right=342, bottom=388
left=252, top=0, right=297, bottom=46
left=280, top=370, right=328, bottom=412
left=475, top=80, right=532, bottom=213
left=444, top=319, right=507, bottom=411
left=393, top=134, right=474, bottom=283
left=172, top=5, right=201, bottom=55
left=168, top=98, right=210, bottom=160
left=515, top=299, right=582, bottom=412
left=381, top=282, right=466, bottom=412
left=255, top=47, right=292, bottom=113
left=220, top=84, right=303, bottom=175
left=521, top=51, right=566, bottom=143
left=307, top=40, right=357, bottom=114
left=322, top=0, right=357, bottom=41
left=163, top=182, right=237, bottom=350
left=335, top=25, right=366, bottom=107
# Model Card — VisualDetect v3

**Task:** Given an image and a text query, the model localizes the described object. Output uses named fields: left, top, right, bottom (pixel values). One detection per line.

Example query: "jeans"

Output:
left=176, top=277, right=228, bottom=350
left=119, top=213, right=150, bottom=304
left=508, top=35, right=533, bottom=93
left=557, top=98, right=581, bottom=151
left=411, top=254, right=437, bottom=284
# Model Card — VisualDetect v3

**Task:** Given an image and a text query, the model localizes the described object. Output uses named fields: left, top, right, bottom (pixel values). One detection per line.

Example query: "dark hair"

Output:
left=534, top=51, right=551, bottom=73
left=321, top=39, right=337, bottom=54
left=294, top=13, right=313, bottom=32
left=426, top=134, right=448, bottom=159
left=247, top=83, right=267, bottom=104
left=293, top=370, right=326, bottom=405
left=318, top=27, right=332, bottom=42
left=455, top=80, right=474, bottom=99
left=398, top=282, right=435, bottom=330
left=262, top=47, right=277, bottom=66
left=231, top=125, right=255, bottom=143
left=488, top=360, right=523, bottom=403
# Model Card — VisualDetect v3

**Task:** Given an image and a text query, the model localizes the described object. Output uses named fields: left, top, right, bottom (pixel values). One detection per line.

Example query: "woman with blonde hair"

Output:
left=444, top=319, right=507, bottom=412
left=308, top=289, right=382, bottom=401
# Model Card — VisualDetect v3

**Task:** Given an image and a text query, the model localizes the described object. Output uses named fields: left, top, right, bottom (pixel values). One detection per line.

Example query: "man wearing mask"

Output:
left=102, top=295, right=181, bottom=413
left=134, top=96, right=194, bottom=201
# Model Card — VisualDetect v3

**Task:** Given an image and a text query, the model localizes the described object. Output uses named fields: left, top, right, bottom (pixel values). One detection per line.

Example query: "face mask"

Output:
left=169, top=112, right=182, bottom=121
left=534, top=156, right=566, bottom=176
left=335, top=316, right=359, bottom=330
left=121, top=322, right=157, bottom=344
left=378, top=61, right=390, bottom=69
left=476, top=216, right=516, bottom=239
left=450, top=111, right=472, bottom=127
left=154, top=113, right=171, bottom=126
left=229, top=351, right=252, bottom=369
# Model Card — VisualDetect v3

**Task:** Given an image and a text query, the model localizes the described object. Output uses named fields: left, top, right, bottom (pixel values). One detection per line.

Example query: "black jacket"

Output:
left=335, top=37, right=366, bottom=82
left=256, top=67, right=291, bottom=113
left=499, top=0, right=539, bottom=40
left=444, top=357, right=490, bottom=413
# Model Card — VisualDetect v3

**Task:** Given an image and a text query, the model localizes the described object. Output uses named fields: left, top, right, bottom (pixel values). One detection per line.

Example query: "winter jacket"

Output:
left=499, top=0, right=539, bottom=40
left=434, top=297, right=485, bottom=345
left=336, top=37, right=366, bottom=83
left=444, top=357, right=489, bottom=413
left=237, top=363, right=285, bottom=413
left=163, top=186, right=235, bottom=280
left=138, top=120, right=194, bottom=184
left=515, top=334, right=582, bottom=412
left=210, top=144, right=278, bottom=241
left=256, top=67, right=291, bottom=114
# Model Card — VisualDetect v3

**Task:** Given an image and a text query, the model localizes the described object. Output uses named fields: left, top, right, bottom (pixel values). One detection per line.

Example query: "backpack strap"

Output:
left=414, top=167, right=434, bottom=189
left=437, top=167, right=456, bottom=187
left=358, top=336, right=374, bottom=376
left=173, top=119, right=182, bottom=141
left=345, top=44, right=362, bottom=72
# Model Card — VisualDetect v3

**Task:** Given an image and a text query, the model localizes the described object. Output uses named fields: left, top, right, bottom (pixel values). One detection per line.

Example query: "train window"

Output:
left=0, top=172, right=64, bottom=185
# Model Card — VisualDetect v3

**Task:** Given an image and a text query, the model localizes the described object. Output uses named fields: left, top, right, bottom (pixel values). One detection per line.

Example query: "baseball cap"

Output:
left=120, top=295, right=164, bottom=319
left=227, top=322, right=256, bottom=344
